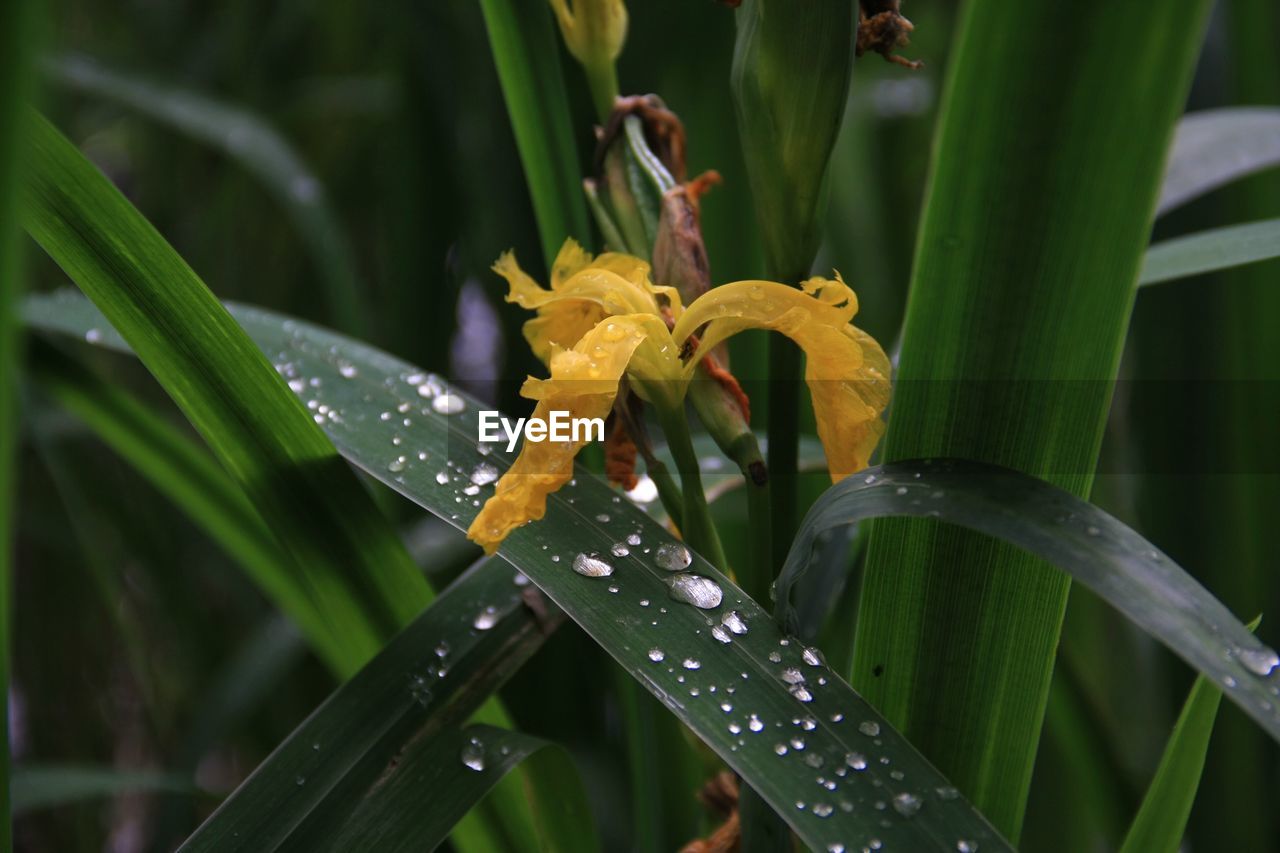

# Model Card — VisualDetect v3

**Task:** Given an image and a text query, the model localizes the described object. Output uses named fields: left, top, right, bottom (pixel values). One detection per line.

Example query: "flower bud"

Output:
left=548, top=0, right=628, bottom=116
left=731, top=0, right=854, bottom=279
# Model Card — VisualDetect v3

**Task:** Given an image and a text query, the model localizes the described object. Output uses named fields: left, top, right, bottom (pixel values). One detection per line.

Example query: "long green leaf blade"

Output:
left=1139, top=217, right=1280, bottom=285
left=1118, top=672, right=1226, bottom=853
left=179, top=557, right=573, bottom=851
left=776, top=459, right=1280, bottom=744
left=46, top=54, right=372, bottom=337
left=25, top=342, right=343, bottom=663
left=1158, top=108, right=1280, bottom=216
left=20, top=112, right=433, bottom=674
left=12, top=765, right=199, bottom=816
left=478, top=0, right=590, bottom=263
left=26, top=293, right=1014, bottom=853
left=0, top=0, right=39, bottom=842
left=850, top=0, right=1213, bottom=837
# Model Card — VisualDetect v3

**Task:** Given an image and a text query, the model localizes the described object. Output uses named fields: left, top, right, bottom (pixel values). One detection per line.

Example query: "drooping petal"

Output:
left=672, top=276, right=891, bottom=480
left=493, top=240, right=680, bottom=362
left=466, top=317, right=649, bottom=554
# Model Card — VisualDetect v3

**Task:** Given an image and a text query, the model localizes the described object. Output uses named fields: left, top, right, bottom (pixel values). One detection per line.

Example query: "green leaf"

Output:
left=478, top=0, right=590, bottom=264
left=27, top=293, right=1015, bottom=853
left=1158, top=108, right=1280, bottom=216
left=849, top=0, right=1213, bottom=838
left=17, top=117, right=576, bottom=853
left=0, top=0, right=39, bottom=841
left=26, top=342, right=340, bottom=665
left=1139, top=217, right=1280, bottom=285
left=11, top=765, right=201, bottom=816
left=45, top=53, right=372, bottom=337
left=19, top=112, right=433, bottom=676
left=777, top=459, right=1280, bottom=745
left=179, top=557, right=587, bottom=852
left=1118, top=650, right=1237, bottom=853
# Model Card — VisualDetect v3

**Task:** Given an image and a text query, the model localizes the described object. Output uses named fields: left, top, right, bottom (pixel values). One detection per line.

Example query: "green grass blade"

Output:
left=0, top=0, right=39, bottom=844
left=19, top=113, right=433, bottom=673
left=46, top=54, right=372, bottom=337
left=315, top=725, right=596, bottom=853
left=179, top=557, right=573, bottom=851
left=478, top=0, right=590, bottom=264
left=1139, top=217, right=1280, bottom=285
left=849, top=0, right=1212, bottom=837
left=25, top=342, right=352, bottom=669
left=11, top=765, right=200, bottom=816
left=1118, top=667, right=1229, bottom=853
left=778, top=459, right=1280, bottom=744
left=27, top=294, right=1016, bottom=851
left=1158, top=108, right=1280, bottom=216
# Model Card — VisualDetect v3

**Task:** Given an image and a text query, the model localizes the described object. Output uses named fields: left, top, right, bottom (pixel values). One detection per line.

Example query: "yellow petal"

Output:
left=672, top=277, right=891, bottom=481
left=466, top=317, right=649, bottom=554
left=494, top=240, right=680, bottom=362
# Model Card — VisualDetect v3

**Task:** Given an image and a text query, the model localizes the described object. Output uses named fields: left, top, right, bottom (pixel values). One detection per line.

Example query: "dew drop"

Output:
left=748, top=714, right=765, bottom=732
left=722, top=611, right=749, bottom=635
left=957, top=841, right=978, bottom=853
left=936, top=785, right=960, bottom=800
left=610, top=542, right=631, bottom=557
left=859, top=720, right=881, bottom=737
left=1236, top=645, right=1280, bottom=677
left=802, top=646, right=824, bottom=666
left=667, top=574, right=723, bottom=609
left=774, top=743, right=788, bottom=756
left=460, top=737, right=486, bottom=772
left=648, top=648, right=666, bottom=662
left=711, top=625, right=733, bottom=644
left=892, top=792, right=922, bottom=817
left=85, top=328, right=103, bottom=343
left=812, top=802, right=833, bottom=818
left=683, top=658, right=702, bottom=670
left=432, top=393, right=465, bottom=415
left=846, top=752, right=867, bottom=770
left=626, top=532, right=642, bottom=546
left=655, top=542, right=693, bottom=571
left=387, top=456, right=407, bottom=473
left=781, top=667, right=805, bottom=685
left=470, top=462, right=500, bottom=486
left=473, top=606, right=499, bottom=631
left=338, top=361, right=357, bottom=378
left=572, top=552, right=614, bottom=578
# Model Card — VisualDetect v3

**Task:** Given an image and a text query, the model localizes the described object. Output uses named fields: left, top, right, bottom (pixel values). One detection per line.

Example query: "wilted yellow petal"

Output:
left=672, top=277, right=891, bottom=480
left=466, top=317, right=649, bottom=554
left=494, top=241, right=680, bottom=362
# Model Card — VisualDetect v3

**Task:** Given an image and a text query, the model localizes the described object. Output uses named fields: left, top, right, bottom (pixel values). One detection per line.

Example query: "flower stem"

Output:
left=655, top=406, right=727, bottom=571
left=765, top=333, right=801, bottom=575
left=585, top=57, right=619, bottom=123
left=725, top=433, right=773, bottom=607
left=644, top=458, right=684, bottom=531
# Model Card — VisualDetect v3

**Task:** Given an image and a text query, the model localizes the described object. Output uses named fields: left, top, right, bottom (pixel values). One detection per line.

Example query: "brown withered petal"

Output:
left=857, top=0, right=923, bottom=69
left=594, top=94, right=688, bottom=183
left=653, top=185, right=712, bottom=305
left=679, top=809, right=740, bottom=853
left=604, top=414, right=640, bottom=491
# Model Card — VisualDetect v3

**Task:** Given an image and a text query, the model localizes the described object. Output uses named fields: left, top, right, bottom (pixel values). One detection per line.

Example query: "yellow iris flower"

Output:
left=466, top=239, right=891, bottom=554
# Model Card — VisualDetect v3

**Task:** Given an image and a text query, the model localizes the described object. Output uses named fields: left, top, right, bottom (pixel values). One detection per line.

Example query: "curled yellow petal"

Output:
left=466, top=317, right=649, bottom=554
left=672, top=276, right=891, bottom=481
left=493, top=240, right=680, bottom=362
